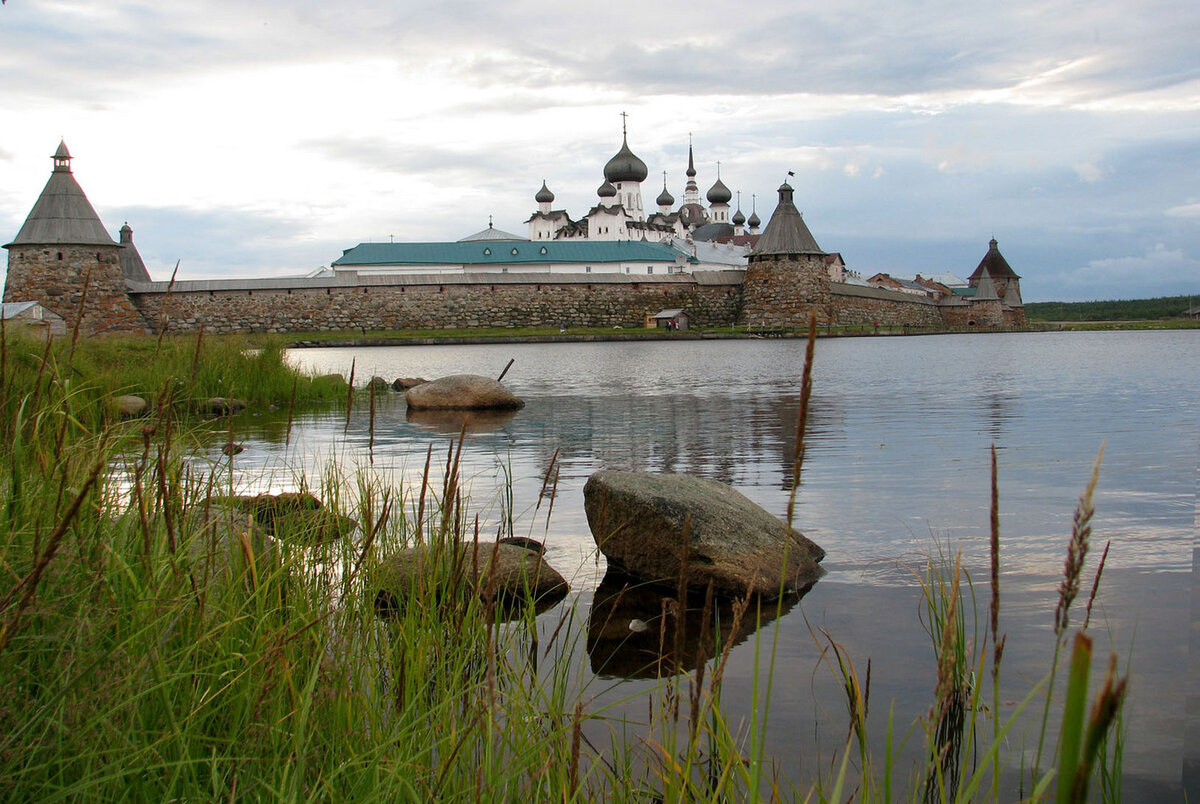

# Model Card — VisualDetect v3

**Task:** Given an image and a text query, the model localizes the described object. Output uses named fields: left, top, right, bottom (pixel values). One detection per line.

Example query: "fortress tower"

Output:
left=968, top=238, right=1025, bottom=326
left=3, top=141, right=146, bottom=335
left=740, top=180, right=833, bottom=328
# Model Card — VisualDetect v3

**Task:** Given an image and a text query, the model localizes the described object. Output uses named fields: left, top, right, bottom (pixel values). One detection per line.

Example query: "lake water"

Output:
left=228, top=331, right=1195, bottom=797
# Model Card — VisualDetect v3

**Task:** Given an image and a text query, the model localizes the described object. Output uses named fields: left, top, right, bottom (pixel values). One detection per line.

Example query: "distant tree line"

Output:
left=1025, top=294, right=1199, bottom=321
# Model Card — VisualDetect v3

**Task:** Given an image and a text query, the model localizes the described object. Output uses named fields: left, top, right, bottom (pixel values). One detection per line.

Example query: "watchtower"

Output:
left=3, top=141, right=146, bottom=335
left=740, top=180, right=833, bottom=328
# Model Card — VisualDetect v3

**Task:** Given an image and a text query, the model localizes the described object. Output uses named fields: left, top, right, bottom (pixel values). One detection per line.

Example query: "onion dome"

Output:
left=732, top=208, right=746, bottom=226
left=603, top=134, right=648, bottom=183
left=747, top=210, right=761, bottom=228
left=535, top=180, right=555, bottom=204
left=707, top=177, right=732, bottom=204
left=656, top=182, right=675, bottom=207
left=597, top=179, right=617, bottom=198
left=686, top=143, right=697, bottom=178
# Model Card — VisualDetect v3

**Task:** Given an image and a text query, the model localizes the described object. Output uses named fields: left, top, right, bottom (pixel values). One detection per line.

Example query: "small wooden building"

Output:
left=647, top=308, right=689, bottom=331
left=2, top=301, right=67, bottom=337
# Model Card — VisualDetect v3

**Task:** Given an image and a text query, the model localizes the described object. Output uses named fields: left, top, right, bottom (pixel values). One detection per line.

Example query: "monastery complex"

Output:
left=3, top=138, right=1025, bottom=337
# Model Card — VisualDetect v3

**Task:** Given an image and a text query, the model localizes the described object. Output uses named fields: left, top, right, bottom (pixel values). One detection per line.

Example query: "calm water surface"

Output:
left=230, top=331, right=1195, bottom=796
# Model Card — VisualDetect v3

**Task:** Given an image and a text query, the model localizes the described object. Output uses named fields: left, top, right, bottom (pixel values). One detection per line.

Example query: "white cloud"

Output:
left=1074, top=162, right=1103, bottom=182
left=1052, top=243, right=1200, bottom=299
left=1165, top=202, right=1200, bottom=218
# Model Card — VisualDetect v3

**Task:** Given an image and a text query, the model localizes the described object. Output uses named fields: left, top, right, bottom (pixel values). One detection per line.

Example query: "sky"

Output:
left=1, top=0, right=1198, bottom=303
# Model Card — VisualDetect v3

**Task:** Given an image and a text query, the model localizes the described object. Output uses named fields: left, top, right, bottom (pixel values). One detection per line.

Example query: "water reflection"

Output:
left=586, top=570, right=807, bottom=679
left=404, top=407, right=519, bottom=434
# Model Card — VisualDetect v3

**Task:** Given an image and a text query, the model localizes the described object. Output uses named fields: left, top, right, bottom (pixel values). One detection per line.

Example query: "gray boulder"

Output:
left=393, top=377, right=427, bottom=391
left=199, top=397, right=247, bottom=416
left=583, top=470, right=824, bottom=598
left=372, top=541, right=567, bottom=617
left=114, top=394, right=148, bottom=417
left=405, top=374, right=524, bottom=411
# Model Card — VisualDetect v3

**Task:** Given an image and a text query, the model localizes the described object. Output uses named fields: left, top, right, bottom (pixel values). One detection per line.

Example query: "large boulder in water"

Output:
left=583, top=470, right=824, bottom=598
left=405, top=374, right=524, bottom=411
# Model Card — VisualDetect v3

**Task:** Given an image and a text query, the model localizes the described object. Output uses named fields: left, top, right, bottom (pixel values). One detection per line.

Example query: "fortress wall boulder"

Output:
left=132, top=277, right=743, bottom=334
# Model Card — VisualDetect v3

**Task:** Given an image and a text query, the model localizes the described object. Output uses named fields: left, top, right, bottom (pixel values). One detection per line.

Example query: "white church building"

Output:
left=332, top=125, right=769, bottom=276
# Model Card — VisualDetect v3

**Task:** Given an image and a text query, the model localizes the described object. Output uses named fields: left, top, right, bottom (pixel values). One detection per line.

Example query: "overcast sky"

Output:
left=2, top=0, right=1198, bottom=302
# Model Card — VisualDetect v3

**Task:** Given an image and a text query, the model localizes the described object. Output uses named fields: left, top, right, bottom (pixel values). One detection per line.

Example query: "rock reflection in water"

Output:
left=404, top=407, right=519, bottom=433
left=586, top=569, right=812, bottom=679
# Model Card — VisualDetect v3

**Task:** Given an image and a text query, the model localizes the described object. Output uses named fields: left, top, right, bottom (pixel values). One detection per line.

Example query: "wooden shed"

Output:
left=647, top=308, right=689, bottom=331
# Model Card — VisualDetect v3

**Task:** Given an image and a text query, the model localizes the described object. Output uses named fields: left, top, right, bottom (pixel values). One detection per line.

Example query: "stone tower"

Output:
left=3, top=141, right=147, bottom=335
left=968, top=238, right=1025, bottom=326
left=740, top=180, right=833, bottom=328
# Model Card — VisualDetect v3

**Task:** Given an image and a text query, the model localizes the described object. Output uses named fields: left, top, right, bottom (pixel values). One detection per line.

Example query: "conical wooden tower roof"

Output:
left=5, top=141, right=116, bottom=248
left=969, top=238, right=1019, bottom=281
left=751, top=181, right=824, bottom=257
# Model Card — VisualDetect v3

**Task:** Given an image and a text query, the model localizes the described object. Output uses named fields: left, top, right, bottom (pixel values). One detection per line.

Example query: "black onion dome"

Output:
left=707, top=178, right=732, bottom=204
left=732, top=208, right=746, bottom=226
left=535, top=180, right=554, bottom=203
left=747, top=210, right=761, bottom=228
left=597, top=180, right=617, bottom=198
left=603, top=135, right=649, bottom=183
left=656, top=184, right=675, bottom=206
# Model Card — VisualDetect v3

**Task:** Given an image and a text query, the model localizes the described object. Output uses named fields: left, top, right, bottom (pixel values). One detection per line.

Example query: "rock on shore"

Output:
left=583, top=470, right=824, bottom=598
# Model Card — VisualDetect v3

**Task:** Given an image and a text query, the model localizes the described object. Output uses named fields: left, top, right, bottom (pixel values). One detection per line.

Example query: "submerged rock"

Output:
left=114, top=394, right=148, bottom=418
left=198, top=397, right=247, bottom=416
left=393, top=377, right=427, bottom=391
left=203, top=491, right=354, bottom=544
left=405, top=374, right=524, bottom=411
left=366, top=376, right=391, bottom=394
left=315, top=373, right=348, bottom=388
left=583, top=470, right=824, bottom=598
left=371, top=541, right=567, bottom=618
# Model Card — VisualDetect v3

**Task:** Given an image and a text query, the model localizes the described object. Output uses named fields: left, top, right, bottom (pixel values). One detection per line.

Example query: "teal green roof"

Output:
left=333, top=240, right=679, bottom=267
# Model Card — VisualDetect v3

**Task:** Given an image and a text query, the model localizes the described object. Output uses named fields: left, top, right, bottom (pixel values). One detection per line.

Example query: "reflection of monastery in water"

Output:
left=3, top=138, right=1024, bottom=337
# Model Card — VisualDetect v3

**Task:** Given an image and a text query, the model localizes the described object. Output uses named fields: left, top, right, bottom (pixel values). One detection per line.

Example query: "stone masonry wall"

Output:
left=831, top=285, right=943, bottom=327
left=132, top=278, right=743, bottom=335
left=3, top=245, right=149, bottom=336
left=740, top=255, right=834, bottom=327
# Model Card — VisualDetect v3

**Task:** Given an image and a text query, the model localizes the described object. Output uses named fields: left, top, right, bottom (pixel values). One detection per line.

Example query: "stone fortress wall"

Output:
left=125, top=270, right=947, bottom=336
left=7, top=257, right=979, bottom=337
left=130, top=273, right=746, bottom=334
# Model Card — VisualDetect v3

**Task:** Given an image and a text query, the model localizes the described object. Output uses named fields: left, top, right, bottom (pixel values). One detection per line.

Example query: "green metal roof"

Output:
left=333, top=239, right=679, bottom=267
